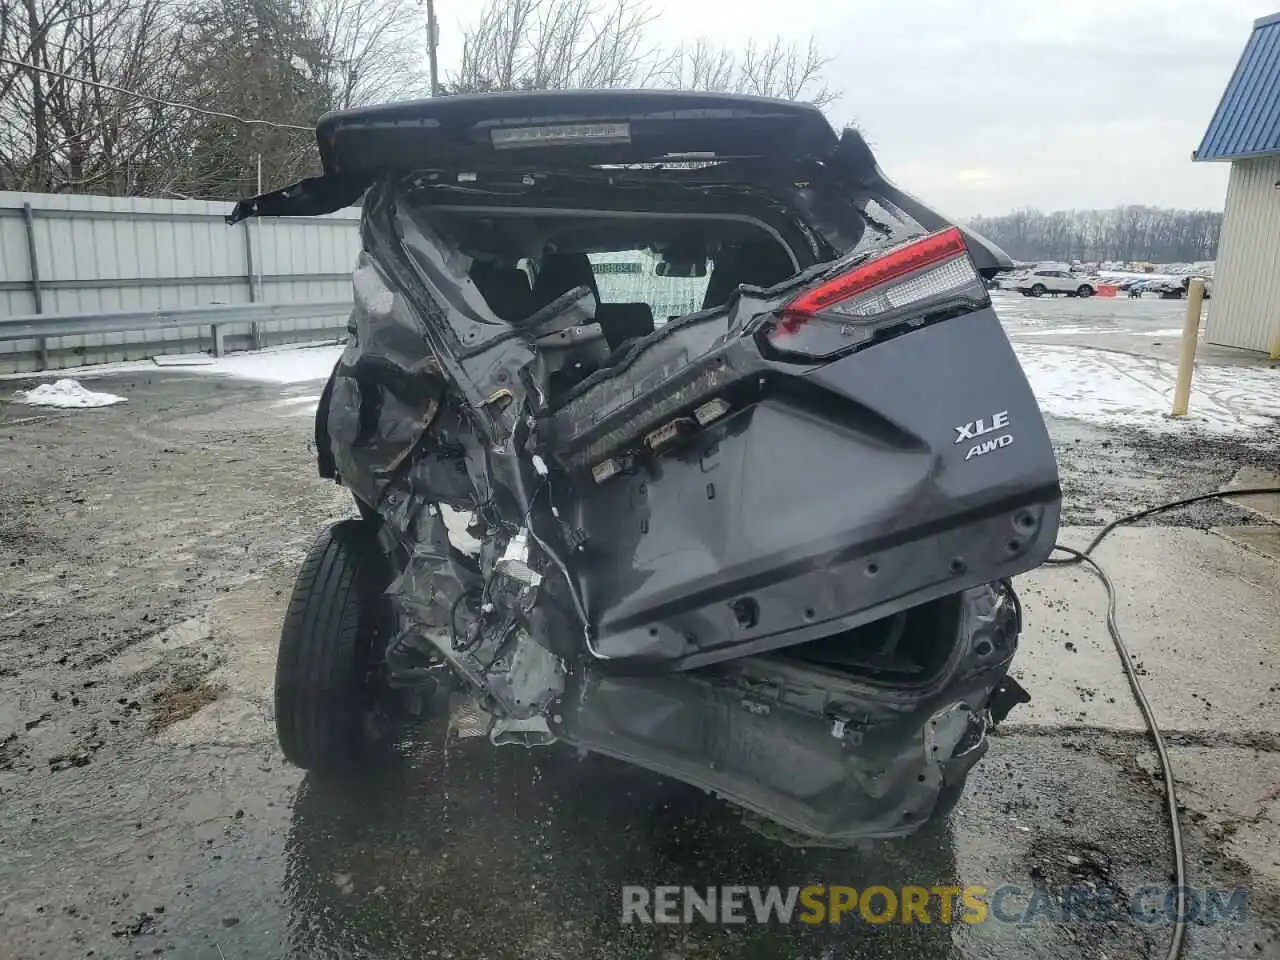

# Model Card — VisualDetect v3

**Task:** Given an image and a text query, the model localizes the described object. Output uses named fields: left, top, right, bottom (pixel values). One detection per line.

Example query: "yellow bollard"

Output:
left=1170, top=279, right=1205, bottom=417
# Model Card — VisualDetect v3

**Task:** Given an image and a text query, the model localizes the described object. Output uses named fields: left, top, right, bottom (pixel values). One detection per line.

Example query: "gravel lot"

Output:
left=1, top=309, right=1277, bottom=959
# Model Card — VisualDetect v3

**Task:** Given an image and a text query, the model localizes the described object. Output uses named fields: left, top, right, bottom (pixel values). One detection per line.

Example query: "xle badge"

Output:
left=954, top=410, right=1014, bottom=461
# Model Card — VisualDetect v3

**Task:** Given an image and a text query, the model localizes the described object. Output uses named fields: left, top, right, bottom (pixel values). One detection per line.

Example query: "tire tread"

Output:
left=274, top=519, right=376, bottom=770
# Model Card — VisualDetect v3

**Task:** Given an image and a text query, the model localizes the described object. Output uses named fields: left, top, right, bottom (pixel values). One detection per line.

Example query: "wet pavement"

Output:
left=3, top=683, right=1276, bottom=960
left=1, top=333, right=1278, bottom=959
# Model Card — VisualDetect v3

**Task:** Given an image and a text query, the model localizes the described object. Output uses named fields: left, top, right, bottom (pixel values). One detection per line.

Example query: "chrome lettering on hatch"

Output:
left=954, top=410, right=1010, bottom=444
left=964, top=433, right=1014, bottom=461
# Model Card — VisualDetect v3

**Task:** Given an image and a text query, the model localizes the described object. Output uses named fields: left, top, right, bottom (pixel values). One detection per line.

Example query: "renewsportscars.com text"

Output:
left=620, top=884, right=1249, bottom=926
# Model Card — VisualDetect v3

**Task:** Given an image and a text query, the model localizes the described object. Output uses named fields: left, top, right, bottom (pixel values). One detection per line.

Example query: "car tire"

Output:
left=931, top=777, right=967, bottom=821
left=908, top=775, right=968, bottom=838
left=1076, top=284, right=1094, bottom=298
left=274, top=519, right=395, bottom=771
left=1029, top=284, right=1046, bottom=297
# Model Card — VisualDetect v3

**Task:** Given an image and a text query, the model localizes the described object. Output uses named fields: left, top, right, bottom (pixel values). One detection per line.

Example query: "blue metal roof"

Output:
left=1195, top=13, right=1280, bottom=161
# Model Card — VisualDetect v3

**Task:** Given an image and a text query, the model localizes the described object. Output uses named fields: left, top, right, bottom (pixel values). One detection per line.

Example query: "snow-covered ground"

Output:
left=990, top=292, right=1279, bottom=436
left=1012, top=343, right=1279, bottom=435
left=0, top=341, right=345, bottom=384
left=180, top=343, right=345, bottom=383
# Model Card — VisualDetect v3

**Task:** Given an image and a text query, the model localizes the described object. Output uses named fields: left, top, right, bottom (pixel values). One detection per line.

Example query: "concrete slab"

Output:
left=1214, top=525, right=1280, bottom=562
left=1010, top=526, right=1280, bottom=735
left=1137, top=745, right=1280, bottom=893
left=1224, top=466, right=1280, bottom=523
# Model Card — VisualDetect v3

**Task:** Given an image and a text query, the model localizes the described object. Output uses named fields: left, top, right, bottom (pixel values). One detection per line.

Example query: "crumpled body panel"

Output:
left=561, top=582, right=1022, bottom=843
left=324, top=253, right=446, bottom=509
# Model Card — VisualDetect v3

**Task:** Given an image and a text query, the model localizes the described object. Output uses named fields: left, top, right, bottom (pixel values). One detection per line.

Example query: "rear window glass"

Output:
left=848, top=198, right=928, bottom=258
left=589, top=251, right=711, bottom=325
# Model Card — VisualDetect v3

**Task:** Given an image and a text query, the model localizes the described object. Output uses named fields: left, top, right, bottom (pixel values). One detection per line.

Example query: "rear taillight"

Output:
left=767, top=226, right=986, bottom=359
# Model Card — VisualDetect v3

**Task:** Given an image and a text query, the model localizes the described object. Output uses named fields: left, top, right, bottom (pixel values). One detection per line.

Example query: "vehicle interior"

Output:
left=417, top=204, right=811, bottom=401
left=444, top=214, right=800, bottom=317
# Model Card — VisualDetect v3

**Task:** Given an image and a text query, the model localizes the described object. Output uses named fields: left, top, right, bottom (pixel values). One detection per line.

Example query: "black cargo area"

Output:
left=772, top=594, right=963, bottom=686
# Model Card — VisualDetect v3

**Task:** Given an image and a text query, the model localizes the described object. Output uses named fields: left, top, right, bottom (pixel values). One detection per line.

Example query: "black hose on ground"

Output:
left=1045, top=485, right=1280, bottom=960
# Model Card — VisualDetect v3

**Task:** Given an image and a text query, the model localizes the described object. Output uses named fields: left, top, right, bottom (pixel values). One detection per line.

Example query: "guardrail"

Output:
left=0, top=300, right=352, bottom=373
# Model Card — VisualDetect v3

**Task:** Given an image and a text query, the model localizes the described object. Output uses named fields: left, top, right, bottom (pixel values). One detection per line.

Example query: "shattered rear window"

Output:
left=589, top=251, right=712, bottom=325
left=850, top=197, right=928, bottom=257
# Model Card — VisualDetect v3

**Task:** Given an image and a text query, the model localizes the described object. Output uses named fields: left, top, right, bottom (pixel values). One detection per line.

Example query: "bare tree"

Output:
left=0, top=0, right=189, bottom=193
left=447, top=0, right=838, bottom=107
left=0, top=0, right=841, bottom=199
left=660, top=37, right=735, bottom=94
left=966, top=207, right=1223, bottom=263
left=308, top=0, right=427, bottom=109
left=663, top=35, right=839, bottom=107
left=0, top=0, right=431, bottom=197
left=449, top=0, right=670, bottom=93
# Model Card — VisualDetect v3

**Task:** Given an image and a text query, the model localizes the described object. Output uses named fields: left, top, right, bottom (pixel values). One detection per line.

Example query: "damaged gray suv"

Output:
left=230, top=90, right=1061, bottom=844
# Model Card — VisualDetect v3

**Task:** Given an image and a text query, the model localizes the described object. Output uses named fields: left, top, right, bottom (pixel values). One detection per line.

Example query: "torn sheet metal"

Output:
left=325, top=253, right=446, bottom=508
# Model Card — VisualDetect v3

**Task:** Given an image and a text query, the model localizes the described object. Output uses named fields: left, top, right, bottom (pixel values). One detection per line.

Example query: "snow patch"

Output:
left=273, top=394, right=322, bottom=407
left=15, top=379, right=126, bottom=408
left=1015, top=344, right=1280, bottom=435
left=186, top=344, right=344, bottom=384
left=1010, top=326, right=1107, bottom=337
left=0, top=340, right=345, bottom=384
left=153, top=354, right=217, bottom=367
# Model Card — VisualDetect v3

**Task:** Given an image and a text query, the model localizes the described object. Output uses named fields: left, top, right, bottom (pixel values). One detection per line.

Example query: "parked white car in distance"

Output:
left=1014, top=269, right=1096, bottom=298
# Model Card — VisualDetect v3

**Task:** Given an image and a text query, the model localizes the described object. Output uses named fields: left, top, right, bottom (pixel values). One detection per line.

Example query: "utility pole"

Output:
left=426, top=0, right=440, bottom=96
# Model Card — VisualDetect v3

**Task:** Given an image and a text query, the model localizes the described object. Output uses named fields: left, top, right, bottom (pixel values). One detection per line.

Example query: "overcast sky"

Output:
left=437, top=0, right=1276, bottom=216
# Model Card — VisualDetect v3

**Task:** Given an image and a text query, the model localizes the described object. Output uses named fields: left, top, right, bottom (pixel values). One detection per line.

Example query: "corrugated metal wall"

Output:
left=0, top=191, right=360, bottom=369
left=1205, top=156, right=1280, bottom=355
left=0, top=191, right=360, bottom=315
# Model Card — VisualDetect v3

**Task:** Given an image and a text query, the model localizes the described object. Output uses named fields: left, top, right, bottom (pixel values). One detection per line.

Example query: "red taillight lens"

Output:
left=769, top=226, right=983, bottom=355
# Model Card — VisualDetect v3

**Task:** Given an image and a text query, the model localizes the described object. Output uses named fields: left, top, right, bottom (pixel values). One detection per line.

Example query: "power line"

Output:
left=0, top=55, right=313, bottom=131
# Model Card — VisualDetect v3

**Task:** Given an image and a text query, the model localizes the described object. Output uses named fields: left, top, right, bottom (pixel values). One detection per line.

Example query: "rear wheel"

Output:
left=274, top=519, right=395, bottom=771
left=1076, top=284, right=1094, bottom=298
left=932, top=776, right=967, bottom=820
left=1029, top=284, right=1046, bottom=297
left=915, top=776, right=968, bottom=837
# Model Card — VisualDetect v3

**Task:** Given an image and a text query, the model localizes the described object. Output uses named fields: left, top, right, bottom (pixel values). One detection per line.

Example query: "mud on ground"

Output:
left=0, top=374, right=349, bottom=779
left=1051, top=418, right=1279, bottom=527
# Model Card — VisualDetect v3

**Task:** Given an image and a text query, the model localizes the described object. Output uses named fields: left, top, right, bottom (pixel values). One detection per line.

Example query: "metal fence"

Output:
left=0, top=193, right=717, bottom=375
left=0, top=191, right=360, bottom=372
